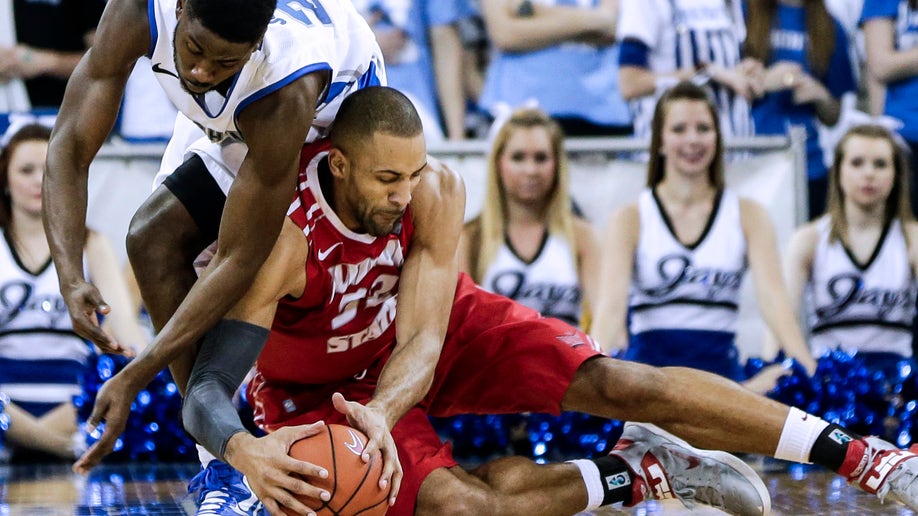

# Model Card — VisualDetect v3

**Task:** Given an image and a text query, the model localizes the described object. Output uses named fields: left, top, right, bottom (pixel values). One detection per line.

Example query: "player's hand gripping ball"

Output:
left=283, top=424, right=390, bottom=515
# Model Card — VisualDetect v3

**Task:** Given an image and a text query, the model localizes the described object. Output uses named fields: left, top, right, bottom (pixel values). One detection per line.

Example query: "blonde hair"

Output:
left=469, top=107, right=576, bottom=282
left=825, top=124, right=914, bottom=244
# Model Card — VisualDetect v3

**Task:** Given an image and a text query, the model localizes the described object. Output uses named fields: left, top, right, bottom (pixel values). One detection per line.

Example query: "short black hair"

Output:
left=330, top=87, right=423, bottom=153
left=186, top=0, right=276, bottom=44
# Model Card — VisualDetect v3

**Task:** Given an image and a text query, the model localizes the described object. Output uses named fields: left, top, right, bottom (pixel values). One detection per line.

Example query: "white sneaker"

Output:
left=848, top=436, right=918, bottom=509
left=608, top=422, right=771, bottom=516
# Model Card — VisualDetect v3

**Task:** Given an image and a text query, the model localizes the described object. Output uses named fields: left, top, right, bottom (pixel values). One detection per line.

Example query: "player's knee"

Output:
left=568, top=356, right=668, bottom=411
left=471, top=456, right=534, bottom=493
left=605, top=359, right=669, bottom=406
left=126, top=213, right=152, bottom=261
left=126, top=189, right=198, bottom=267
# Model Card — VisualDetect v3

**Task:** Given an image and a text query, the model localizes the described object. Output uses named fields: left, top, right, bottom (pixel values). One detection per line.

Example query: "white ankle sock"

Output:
left=774, top=406, right=829, bottom=463
left=568, top=459, right=604, bottom=511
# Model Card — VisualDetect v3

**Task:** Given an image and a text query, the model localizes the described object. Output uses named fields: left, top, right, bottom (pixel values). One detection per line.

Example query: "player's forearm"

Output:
left=183, top=319, right=268, bottom=461
left=44, top=57, right=128, bottom=285
left=125, top=256, right=266, bottom=387
left=43, top=142, right=90, bottom=286
left=811, top=85, right=840, bottom=126
left=368, top=336, right=442, bottom=429
left=814, top=95, right=840, bottom=126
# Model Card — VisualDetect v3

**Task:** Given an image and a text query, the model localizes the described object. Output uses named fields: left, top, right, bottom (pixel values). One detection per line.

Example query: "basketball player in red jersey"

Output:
left=89, top=87, right=918, bottom=516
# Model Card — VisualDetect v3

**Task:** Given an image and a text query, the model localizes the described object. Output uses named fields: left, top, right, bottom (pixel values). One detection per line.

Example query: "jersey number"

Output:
left=275, top=0, right=332, bottom=27
left=331, top=274, right=398, bottom=330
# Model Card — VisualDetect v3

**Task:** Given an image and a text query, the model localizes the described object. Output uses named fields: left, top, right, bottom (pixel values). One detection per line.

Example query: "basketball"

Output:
left=282, top=424, right=390, bottom=516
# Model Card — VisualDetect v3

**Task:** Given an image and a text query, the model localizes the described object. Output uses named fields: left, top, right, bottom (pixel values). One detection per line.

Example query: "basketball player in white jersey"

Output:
left=41, top=0, right=385, bottom=470
left=785, top=124, right=918, bottom=375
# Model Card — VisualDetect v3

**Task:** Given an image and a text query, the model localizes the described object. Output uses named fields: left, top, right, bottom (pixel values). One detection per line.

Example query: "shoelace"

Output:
left=197, top=491, right=232, bottom=515
left=669, top=467, right=729, bottom=512
left=196, top=483, right=263, bottom=516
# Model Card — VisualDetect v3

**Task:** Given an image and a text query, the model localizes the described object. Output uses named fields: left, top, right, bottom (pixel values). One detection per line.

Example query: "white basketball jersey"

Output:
left=807, top=217, right=916, bottom=357
left=148, top=0, right=384, bottom=145
left=629, top=189, right=747, bottom=335
left=0, top=231, right=90, bottom=404
left=480, top=233, right=582, bottom=326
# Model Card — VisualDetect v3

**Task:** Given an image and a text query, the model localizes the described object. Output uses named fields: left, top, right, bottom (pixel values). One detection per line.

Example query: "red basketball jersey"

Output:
left=255, top=141, right=414, bottom=386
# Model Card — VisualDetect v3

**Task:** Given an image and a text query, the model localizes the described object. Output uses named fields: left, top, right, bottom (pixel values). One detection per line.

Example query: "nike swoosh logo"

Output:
left=316, top=242, right=342, bottom=261
left=344, top=429, right=365, bottom=456
left=151, top=62, right=179, bottom=79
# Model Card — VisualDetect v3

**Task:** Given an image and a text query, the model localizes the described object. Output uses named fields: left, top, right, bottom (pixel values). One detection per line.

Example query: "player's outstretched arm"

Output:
left=74, top=219, right=312, bottom=476
left=43, top=0, right=148, bottom=354
left=195, top=219, right=329, bottom=516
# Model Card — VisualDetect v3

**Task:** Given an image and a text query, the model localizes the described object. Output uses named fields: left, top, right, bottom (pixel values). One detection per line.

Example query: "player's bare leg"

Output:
left=416, top=461, right=587, bottom=516
left=561, top=357, right=787, bottom=453
left=416, top=446, right=768, bottom=516
left=559, top=356, right=918, bottom=512
left=126, top=185, right=208, bottom=393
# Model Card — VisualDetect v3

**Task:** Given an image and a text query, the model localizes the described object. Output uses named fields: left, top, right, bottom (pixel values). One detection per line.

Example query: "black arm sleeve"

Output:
left=182, top=319, right=269, bottom=461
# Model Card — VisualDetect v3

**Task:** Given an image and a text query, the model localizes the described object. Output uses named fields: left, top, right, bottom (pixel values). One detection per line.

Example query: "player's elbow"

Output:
left=181, top=373, right=236, bottom=455
left=181, top=382, right=211, bottom=446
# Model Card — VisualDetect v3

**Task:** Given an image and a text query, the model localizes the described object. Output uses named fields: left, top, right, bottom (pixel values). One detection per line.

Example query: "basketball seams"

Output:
left=326, top=424, right=340, bottom=511
left=337, top=442, right=374, bottom=512
left=286, top=424, right=389, bottom=515
left=351, top=496, right=390, bottom=515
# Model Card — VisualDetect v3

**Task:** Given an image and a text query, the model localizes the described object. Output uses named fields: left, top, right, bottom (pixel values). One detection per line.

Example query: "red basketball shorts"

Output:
left=255, top=273, right=602, bottom=515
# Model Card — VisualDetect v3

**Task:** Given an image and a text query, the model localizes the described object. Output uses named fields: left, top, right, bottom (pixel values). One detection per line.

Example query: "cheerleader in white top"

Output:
left=459, top=107, right=599, bottom=329
left=0, top=123, right=147, bottom=460
left=592, top=81, right=816, bottom=387
left=785, top=124, right=918, bottom=376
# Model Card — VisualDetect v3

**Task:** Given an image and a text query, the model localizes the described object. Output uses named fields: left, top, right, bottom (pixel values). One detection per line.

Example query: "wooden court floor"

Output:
left=1, top=460, right=915, bottom=515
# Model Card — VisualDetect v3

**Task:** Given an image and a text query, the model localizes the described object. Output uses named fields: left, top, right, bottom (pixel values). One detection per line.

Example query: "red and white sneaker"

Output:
left=609, top=422, right=771, bottom=516
left=848, top=436, right=918, bottom=509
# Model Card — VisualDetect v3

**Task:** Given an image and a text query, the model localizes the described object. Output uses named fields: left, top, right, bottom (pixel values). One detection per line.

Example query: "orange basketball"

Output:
left=282, top=424, right=390, bottom=516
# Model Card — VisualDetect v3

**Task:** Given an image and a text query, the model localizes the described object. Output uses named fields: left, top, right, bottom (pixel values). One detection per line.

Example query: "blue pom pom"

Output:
left=750, top=349, right=918, bottom=443
left=76, top=354, right=201, bottom=463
